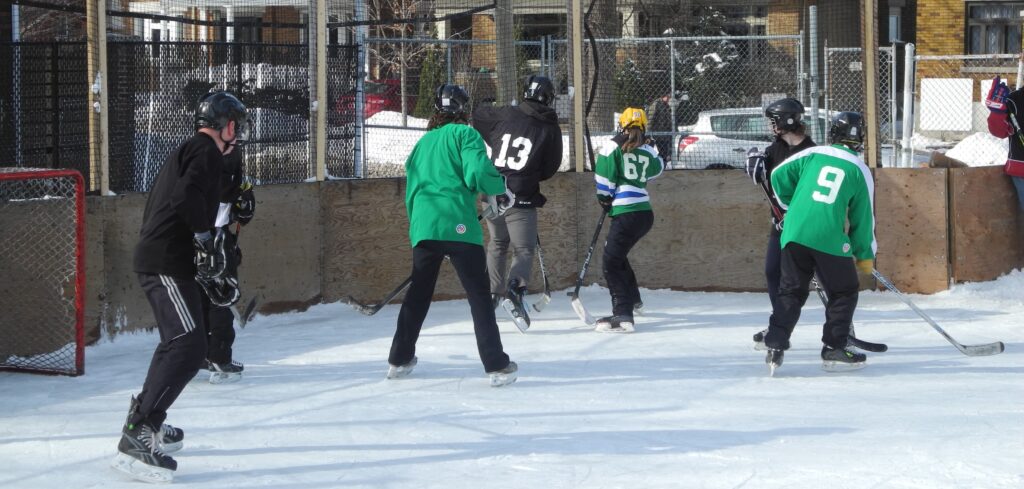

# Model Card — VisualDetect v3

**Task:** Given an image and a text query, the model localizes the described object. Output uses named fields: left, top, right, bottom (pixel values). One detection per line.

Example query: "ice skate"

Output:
left=594, top=315, right=635, bottom=333
left=386, top=356, right=418, bottom=379
left=765, top=348, right=784, bottom=377
left=501, top=283, right=531, bottom=333
left=208, top=359, right=244, bottom=384
left=488, top=361, right=518, bottom=387
left=125, top=396, right=183, bottom=453
left=111, top=422, right=177, bottom=483
left=821, top=345, right=867, bottom=372
left=633, top=302, right=645, bottom=316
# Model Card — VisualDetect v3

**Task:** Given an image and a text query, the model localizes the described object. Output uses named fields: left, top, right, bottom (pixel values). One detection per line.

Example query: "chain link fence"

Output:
left=912, top=54, right=1021, bottom=153
left=554, top=35, right=802, bottom=170
left=824, top=45, right=897, bottom=164
left=0, top=168, right=85, bottom=376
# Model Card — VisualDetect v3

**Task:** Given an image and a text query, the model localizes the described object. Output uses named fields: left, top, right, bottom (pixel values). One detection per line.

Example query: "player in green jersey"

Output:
left=593, top=108, right=664, bottom=333
left=386, top=84, right=518, bottom=387
left=762, top=112, right=877, bottom=374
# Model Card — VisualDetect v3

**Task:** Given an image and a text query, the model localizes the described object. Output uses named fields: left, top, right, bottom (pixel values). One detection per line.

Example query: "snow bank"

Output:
left=944, top=132, right=1008, bottom=167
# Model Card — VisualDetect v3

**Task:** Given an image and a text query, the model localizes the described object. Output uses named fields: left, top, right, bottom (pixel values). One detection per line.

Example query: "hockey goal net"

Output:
left=0, top=168, right=85, bottom=376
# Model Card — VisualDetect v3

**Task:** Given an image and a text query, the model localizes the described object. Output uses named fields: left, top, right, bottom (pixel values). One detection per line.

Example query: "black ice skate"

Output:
left=124, top=396, right=184, bottom=453
left=487, top=361, right=518, bottom=387
left=821, top=345, right=867, bottom=372
left=111, top=422, right=177, bottom=483
left=386, top=356, right=417, bottom=379
left=208, top=359, right=244, bottom=384
left=765, top=348, right=784, bottom=377
left=594, top=315, right=635, bottom=333
left=501, top=282, right=531, bottom=333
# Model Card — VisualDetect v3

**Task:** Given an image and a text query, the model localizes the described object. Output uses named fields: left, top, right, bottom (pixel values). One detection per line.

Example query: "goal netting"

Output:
left=0, top=168, right=85, bottom=376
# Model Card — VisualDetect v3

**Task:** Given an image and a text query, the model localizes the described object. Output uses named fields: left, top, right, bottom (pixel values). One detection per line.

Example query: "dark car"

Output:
left=335, top=79, right=416, bottom=121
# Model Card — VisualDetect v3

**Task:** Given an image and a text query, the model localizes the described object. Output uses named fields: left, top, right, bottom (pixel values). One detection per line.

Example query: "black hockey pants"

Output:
left=764, top=242, right=860, bottom=350
left=602, top=210, right=653, bottom=317
left=389, top=240, right=511, bottom=373
left=133, top=273, right=208, bottom=429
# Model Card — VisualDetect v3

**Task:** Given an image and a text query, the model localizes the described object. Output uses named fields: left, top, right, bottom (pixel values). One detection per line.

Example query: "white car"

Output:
left=672, top=108, right=835, bottom=170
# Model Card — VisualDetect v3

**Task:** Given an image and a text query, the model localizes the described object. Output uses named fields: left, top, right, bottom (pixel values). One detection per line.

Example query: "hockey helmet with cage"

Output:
left=764, top=97, right=805, bottom=133
left=618, top=107, right=648, bottom=132
left=434, top=84, right=471, bottom=115
left=523, top=75, right=556, bottom=106
left=828, top=111, right=865, bottom=152
left=195, top=91, right=250, bottom=143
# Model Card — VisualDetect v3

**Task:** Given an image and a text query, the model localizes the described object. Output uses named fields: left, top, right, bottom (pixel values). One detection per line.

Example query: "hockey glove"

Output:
left=194, top=230, right=227, bottom=280
left=745, top=147, right=767, bottom=184
left=986, top=76, right=1010, bottom=114
left=855, top=258, right=874, bottom=275
left=482, top=188, right=516, bottom=220
left=597, top=195, right=613, bottom=212
left=233, top=181, right=255, bottom=225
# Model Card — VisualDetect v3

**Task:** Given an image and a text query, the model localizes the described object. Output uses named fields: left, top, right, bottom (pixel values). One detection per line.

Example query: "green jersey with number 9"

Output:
left=770, top=144, right=877, bottom=260
left=595, top=140, right=664, bottom=217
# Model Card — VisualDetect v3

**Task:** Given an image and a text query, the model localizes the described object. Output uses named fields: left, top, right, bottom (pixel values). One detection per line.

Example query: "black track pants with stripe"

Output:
left=133, top=273, right=208, bottom=429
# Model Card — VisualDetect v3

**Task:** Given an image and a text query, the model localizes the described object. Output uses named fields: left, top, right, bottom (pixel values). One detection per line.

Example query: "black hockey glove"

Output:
left=597, top=195, right=613, bottom=212
left=745, top=147, right=767, bottom=184
left=194, top=230, right=227, bottom=280
left=233, top=182, right=255, bottom=225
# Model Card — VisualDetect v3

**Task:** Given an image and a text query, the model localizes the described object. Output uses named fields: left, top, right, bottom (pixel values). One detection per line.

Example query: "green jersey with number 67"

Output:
left=594, top=140, right=664, bottom=217
left=770, top=144, right=877, bottom=260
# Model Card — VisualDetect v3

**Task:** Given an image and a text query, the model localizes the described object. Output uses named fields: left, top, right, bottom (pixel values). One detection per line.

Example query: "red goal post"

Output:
left=0, top=168, right=85, bottom=376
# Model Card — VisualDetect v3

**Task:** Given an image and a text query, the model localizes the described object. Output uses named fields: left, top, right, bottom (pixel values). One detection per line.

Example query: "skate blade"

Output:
left=594, top=322, right=634, bottom=333
left=489, top=371, right=518, bottom=387
left=501, top=299, right=530, bottom=334
left=822, top=360, right=867, bottom=373
left=159, top=440, right=183, bottom=454
left=111, top=452, right=173, bottom=483
left=208, top=372, right=242, bottom=384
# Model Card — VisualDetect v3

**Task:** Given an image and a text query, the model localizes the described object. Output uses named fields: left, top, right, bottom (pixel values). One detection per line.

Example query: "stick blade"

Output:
left=342, top=296, right=383, bottom=316
left=238, top=296, right=259, bottom=328
left=570, top=295, right=595, bottom=325
left=532, top=293, right=551, bottom=313
left=960, top=341, right=1005, bottom=357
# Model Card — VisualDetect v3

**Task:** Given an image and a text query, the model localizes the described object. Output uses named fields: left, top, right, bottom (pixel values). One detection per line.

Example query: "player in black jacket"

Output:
left=112, top=91, right=248, bottom=484
left=743, top=98, right=816, bottom=348
left=199, top=147, right=255, bottom=384
left=471, top=75, right=562, bottom=331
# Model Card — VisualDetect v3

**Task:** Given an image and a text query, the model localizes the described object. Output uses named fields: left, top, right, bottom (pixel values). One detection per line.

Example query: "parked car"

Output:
left=672, top=107, right=835, bottom=169
left=334, top=79, right=417, bottom=121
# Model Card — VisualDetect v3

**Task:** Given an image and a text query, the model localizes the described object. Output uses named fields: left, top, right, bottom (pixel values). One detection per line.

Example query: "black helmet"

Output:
left=523, top=75, right=556, bottom=106
left=434, top=84, right=470, bottom=115
left=828, top=111, right=865, bottom=151
left=765, top=97, right=805, bottom=133
left=195, top=91, right=250, bottom=143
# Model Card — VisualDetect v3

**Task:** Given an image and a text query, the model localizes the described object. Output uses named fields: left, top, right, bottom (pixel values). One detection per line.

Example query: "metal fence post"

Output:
left=670, top=39, right=678, bottom=165
left=900, top=43, right=915, bottom=168
left=808, top=6, right=820, bottom=140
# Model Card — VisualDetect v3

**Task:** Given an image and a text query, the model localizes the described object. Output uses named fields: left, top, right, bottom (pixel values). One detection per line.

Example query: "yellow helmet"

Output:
left=618, top=107, right=648, bottom=132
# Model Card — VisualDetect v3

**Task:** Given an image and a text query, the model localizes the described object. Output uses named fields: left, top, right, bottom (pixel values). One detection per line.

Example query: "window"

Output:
left=967, top=2, right=1024, bottom=54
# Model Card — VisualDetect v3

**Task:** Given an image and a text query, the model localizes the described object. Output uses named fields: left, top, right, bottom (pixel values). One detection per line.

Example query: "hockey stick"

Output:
left=533, top=235, right=551, bottom=313
left=757, top=179, right=887, bottom=351
left=231, top=296, right=259, bottom=329
left=812, top=275, right=888, bottom=353
left=343, top=276, right=413, bottom=316
left=872, top=270, right=1005, bottom=357
left=568, top=209, right=608, bottom=325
